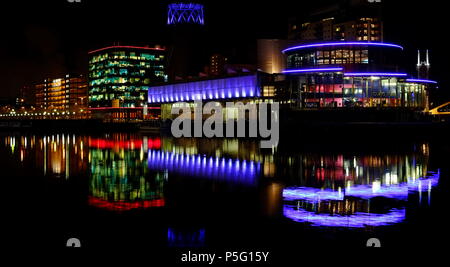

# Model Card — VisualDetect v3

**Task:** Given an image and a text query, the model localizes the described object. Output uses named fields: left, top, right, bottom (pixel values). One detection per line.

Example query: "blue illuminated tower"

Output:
left=166, top=1, right=208, bottom=80
left=167, top=2, right=205, bottom=25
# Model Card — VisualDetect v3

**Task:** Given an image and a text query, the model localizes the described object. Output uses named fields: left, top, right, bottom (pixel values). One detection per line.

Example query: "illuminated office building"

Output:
left=88, top=45, right=167, bottom=108
left=35, top=74, right=88, bottom=113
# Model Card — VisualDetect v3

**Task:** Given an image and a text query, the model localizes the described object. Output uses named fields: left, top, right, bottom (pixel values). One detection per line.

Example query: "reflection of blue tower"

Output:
left=168, top=3, right=205, bottom=25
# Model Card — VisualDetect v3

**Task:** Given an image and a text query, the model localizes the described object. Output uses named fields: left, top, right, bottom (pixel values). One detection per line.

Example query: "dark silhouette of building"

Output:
left=288, top=0, right=383, bottom=42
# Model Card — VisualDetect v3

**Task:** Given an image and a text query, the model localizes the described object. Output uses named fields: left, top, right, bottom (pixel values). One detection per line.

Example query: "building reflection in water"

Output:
left=281, top=145, right=440, bottom=228
left=159, top=138, right=273, bottom=178
left=1, top=134, right=440, bottom=227
left=88, top=134, right=165, bottom=211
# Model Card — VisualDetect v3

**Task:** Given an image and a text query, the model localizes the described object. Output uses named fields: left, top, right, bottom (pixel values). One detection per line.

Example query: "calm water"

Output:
left=2, top=131, right=450, bottom=251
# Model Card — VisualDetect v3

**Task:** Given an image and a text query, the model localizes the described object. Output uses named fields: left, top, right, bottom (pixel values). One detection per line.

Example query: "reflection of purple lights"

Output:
left=148, top=75, right=259, bottom=103
left=283, top=187, right=344, bottom=202
left=282, top=67, right=343, bottom=74
left=147, top=150, right=260, bottom=185
left=283, top=171, right=440, bottom=202
left=284, top=205, right=406, bottom=228
left=282, top=42, right=404, bottom=53
left=283, top=171, right=440, bottom=228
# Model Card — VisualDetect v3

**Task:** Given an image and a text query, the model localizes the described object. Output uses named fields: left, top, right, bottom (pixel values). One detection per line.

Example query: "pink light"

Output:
left=88, top=45, right=165, bottom=54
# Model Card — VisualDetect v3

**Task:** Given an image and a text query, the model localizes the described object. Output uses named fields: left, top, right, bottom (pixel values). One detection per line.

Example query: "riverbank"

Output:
left=1, top=108, right=449, bottom=140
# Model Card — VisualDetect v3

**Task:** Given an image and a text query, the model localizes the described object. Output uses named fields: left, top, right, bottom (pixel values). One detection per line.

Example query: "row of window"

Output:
left=89, top=68, right=149, bottom=78
left=90, top=61, right=165, bottom=70
left=89, top=86, right=149, bottom=93
left=287, top=49, right=370, bottom=67
left=89, top=93, right=146, bottom=101
left=90, top=52, right=164, bottom=64
left=90, top=77, right=156, bottom=86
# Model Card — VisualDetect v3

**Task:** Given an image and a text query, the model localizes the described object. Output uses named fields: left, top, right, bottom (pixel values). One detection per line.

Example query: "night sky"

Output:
left=1, top=0, right=448, bottom=104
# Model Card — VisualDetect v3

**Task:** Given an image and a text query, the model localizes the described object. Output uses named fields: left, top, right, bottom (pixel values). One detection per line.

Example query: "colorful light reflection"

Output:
left=283, top=171, right=440, bottom=228
left=88, top=138, right=161, bottom=150
left=88, top=196, right=165, bottom=211
left=284, top=206, right=406, bottom=228
left=283, top=171, right=439, bottom=202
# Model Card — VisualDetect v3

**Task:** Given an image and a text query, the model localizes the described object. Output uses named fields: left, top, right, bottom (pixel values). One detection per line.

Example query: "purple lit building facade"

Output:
left=282, top=41, right=437, bottom=109
left=283, top=0, right=438, bottom=110
left=148, top=73, right=281, bottom=120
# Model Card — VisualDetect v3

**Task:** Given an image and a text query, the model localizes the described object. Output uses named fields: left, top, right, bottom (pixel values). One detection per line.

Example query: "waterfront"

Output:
left=2, top=131, right=449, bottom=250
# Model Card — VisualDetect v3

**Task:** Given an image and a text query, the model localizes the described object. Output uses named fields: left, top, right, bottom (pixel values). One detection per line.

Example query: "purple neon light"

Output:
left=406, top=79, right=438, bottom=84
left=344, top=72, right=408, bottom=77
left=147, top=149, right=260, bottom=185
left=282, top=67, right=343, bottom=74
left=282, top=42, right=404, bottom=53
left=148, top=75, right=259, bottom=103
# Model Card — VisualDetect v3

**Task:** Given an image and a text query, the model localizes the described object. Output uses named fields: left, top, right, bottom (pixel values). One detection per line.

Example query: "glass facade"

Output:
left=286, top=44, right=401, bottom=70
left=88, top=46, right=167, bottom=108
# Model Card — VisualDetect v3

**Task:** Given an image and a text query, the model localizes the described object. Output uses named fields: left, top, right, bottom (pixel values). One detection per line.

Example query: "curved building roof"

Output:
left=282, top=41, right=404, bottom=53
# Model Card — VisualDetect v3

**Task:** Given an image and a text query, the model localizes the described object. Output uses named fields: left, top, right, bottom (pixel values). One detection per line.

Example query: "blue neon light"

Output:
left=283, top=67, right=344, bottom=74
left=148, top=75, right=259, bottom=103
left=147, top=150, right=260, bottom=185
left=168, top=3, right=204, bottom=25
left=344, top=72, right=408, bottom=77
left=282, top=42, right=404, bottom=53
left=406, top=79, right=438, bottom=84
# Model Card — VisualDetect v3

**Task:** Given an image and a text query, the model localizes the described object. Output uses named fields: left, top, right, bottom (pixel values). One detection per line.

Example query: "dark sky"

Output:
left=1, top=0, right=449, bottom=103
